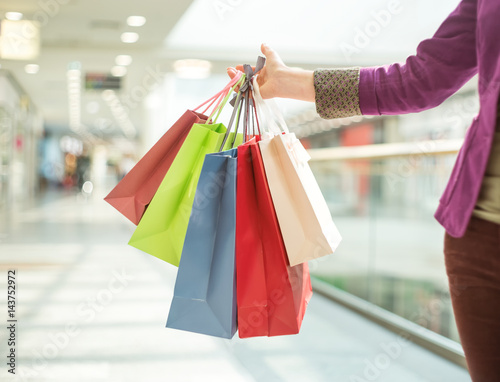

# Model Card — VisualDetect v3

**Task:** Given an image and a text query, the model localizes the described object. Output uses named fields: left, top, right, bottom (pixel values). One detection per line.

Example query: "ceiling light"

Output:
left=111, top=66, right=127, bottom=77
left=173, top=59, right=212, bottom=79
left=0, top=20, right=40, bottom=59
left=115, top=55, right=132, bottom=66
left=121, top=32, right=139, bottom=43
left=5, top=12, right=23, bottom=21
left=24, top=64, right=39, bottom=74
left=127, top=16, right=146, bottom=27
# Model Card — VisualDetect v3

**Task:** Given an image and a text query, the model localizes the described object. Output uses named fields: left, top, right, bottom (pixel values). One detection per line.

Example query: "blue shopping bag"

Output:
left=166, top=148, right=238, bottom=339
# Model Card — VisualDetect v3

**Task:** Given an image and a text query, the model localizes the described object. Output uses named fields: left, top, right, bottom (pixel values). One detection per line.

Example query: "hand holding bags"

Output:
left=254, top=77, right=342, bottom=266
left=106, top=59, right=337, bottom=339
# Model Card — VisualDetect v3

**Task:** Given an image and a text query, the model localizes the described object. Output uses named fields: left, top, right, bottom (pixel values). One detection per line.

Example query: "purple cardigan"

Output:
left=358, top=0, right=500, bottom=238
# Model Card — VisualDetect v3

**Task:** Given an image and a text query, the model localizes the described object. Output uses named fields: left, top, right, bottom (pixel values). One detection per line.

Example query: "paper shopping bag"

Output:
left=129, top=123, right=241, bottom=267
left=236, top=139, right=312, bottom=338
left=259, top=133, right=342, bottom=266
left=104, top=110, right=206, bottom=225
left=166, top=148, right=238, bottom=338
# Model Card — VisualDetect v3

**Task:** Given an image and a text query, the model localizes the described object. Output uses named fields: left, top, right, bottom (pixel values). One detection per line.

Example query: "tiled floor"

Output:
left=0, top=190, right=471, bottom=381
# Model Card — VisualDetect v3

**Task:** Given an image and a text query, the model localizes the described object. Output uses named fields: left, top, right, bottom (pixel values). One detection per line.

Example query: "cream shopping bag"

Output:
left=254, top=78, right=342, bottom=266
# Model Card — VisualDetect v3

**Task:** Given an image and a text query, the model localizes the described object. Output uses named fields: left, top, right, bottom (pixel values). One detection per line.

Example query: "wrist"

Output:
left=276, top=67, right=315, bottom=102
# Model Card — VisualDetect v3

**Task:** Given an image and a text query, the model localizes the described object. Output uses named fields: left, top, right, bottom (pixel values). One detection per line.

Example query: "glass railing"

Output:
left=308, top=139, right=463, bottom=343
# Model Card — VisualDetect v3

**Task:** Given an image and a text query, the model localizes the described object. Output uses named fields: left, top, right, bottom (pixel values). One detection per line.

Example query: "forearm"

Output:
left=272, top=67, right=362, bottom=119
left=273, top=68, right=315, bottom=102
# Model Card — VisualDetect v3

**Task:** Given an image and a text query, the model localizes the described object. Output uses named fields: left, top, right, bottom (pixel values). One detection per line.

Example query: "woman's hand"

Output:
left=226, top=43, right=315, bottom=102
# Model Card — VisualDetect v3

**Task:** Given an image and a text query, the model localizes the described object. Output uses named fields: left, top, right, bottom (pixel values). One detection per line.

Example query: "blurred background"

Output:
left=0, top=0, right=476, bottom=381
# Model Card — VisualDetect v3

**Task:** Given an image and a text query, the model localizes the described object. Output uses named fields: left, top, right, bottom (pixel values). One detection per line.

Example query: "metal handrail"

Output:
left=312, top=278, right=467, bottom=368
left=307, top=139, right=463, bottom=161
left=307, top=139, right=467, bottom=368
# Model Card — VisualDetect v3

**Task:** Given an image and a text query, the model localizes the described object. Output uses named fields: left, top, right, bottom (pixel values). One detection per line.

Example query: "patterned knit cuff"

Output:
left=314, top=68, right=361, bottom=119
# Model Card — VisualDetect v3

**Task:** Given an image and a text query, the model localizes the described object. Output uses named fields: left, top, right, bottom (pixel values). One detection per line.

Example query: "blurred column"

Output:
left=90, top=145, right=108, bottom=196
left=0, top=71, right=42, bottom=209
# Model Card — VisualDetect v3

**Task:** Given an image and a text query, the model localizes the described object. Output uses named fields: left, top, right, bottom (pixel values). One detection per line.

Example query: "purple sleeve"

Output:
left=359, top=0, right=478, bottom=116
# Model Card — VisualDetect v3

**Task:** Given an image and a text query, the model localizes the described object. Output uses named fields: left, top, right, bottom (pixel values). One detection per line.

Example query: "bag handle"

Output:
left=252, top=98, right=261, bottom=137
left=243, top=87, right=251, bottom=142
left=228, top=57, right=266, bottom=139
left=207, top=75, right=246, bottom=125
left=252, top=75, right=290, bottom=135
left=193, top=71, right=242, bottom=113
left=219, top=78, right=247, bottom=151
left=217, top=56, right=267, bottom=149
left=193, top=71, right=244, bottom=117
left=253, top=80, right=310, bottom=164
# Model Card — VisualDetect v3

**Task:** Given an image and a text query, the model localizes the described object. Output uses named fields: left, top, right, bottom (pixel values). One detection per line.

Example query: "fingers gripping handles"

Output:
left=219, top=57, right=266, bottom=151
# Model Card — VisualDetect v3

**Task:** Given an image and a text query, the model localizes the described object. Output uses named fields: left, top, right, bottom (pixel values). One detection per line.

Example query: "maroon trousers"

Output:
left=444, top=216, right=500, bottom=382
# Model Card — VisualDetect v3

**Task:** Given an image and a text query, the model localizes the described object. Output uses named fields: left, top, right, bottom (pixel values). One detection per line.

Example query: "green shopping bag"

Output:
left=128, top=123, right=243, bottom=266
left=128, top=74, right=246, bottom=266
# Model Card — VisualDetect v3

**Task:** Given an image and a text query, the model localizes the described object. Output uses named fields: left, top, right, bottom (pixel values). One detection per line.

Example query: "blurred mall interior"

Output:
left=0, top=0, right=478, bottom=381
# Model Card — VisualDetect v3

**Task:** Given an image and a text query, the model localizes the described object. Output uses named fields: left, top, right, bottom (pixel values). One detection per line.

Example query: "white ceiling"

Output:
left=0, top=0, right=461, bottom=140
left=0, top=0, right=196, bottom=138
left=166, top=0, right=459, bottom=65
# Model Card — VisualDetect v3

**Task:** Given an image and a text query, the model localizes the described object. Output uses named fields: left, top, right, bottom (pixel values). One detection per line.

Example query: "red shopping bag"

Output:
left=104, top=110, right=207, bottom=225
left=236, top=138, right=312, bottom=338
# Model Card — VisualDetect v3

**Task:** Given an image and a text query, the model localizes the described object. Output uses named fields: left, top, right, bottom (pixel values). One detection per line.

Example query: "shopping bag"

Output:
left=104, top=72, right=244, bottom=225
left=166, top=148, right=238, bottom=338
left=253, top=78, right=342, bottom=266
left=104, top=110, right=206, bottom=225
left=128, top=74, right=247, bottom=266
left=236, top=138, right=312, bottom=338
left=128, top=123, right=241, bottom=266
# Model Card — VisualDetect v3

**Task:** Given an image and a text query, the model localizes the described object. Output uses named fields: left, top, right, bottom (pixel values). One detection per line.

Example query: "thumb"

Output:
left=260, top=43, right=284, bottom=65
